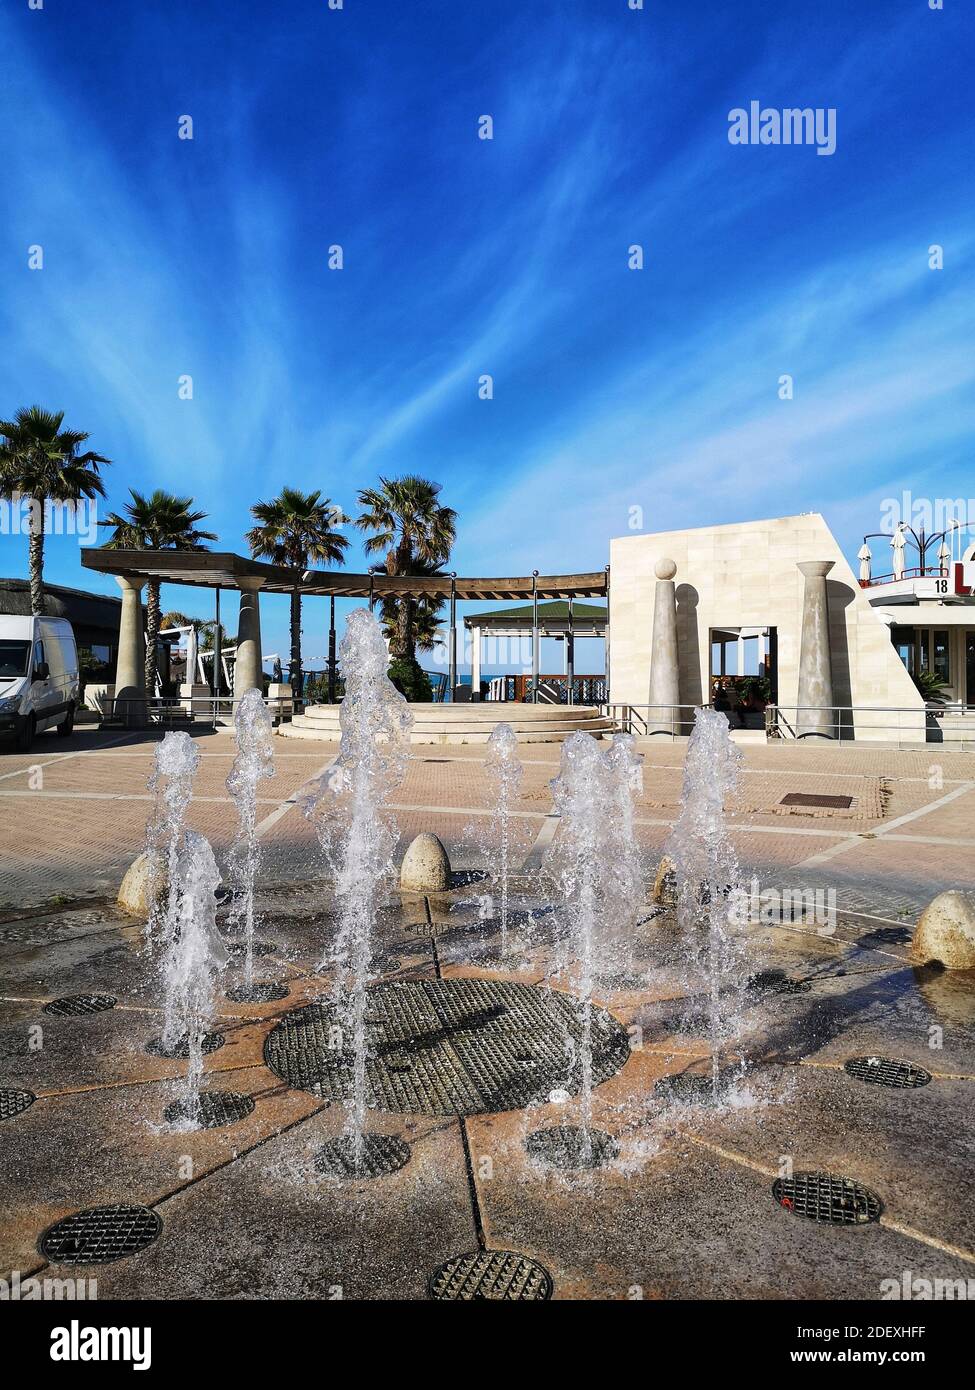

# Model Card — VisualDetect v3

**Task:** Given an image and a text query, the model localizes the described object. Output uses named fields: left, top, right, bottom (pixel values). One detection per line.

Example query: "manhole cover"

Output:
left=39, top=1205, right=161, bottom=1264
left=145, top=1031, right=225, bottom=1059
left=44, top=994, right=117, bottom=1016
left=747, top=969, right=811, bottom=996
left=225, top=982, right=289, bottom=1003
left=780, top=793, right=854, bottom=810
left=314, top=1133, right=411, bottom=1179
left=163, top=1091, right=255, bottom=1128
left=844, top=1056, right=932, bottom=1089
left=264, top=978, right=631, bottom=1116
left=525, top=1125, right=619, bottom=1170
left=227, top=940, right=278, bottom=958
left=0, top=1087, right=36, bottom=1120
left=430, top=1249, right=553, bottom=1301
left=772, top=1171, right=882, bottom=1225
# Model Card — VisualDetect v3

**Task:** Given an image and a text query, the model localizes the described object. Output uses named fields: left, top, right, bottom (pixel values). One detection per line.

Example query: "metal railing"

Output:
left=765, top=703, right=975, bottom=744
left=96, top=694, right=292, bottom=730
left=601, top=703, right=712, bottom=738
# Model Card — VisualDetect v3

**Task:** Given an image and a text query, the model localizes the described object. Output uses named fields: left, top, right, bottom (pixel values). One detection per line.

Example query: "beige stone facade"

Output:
left=609, top=513, right=924, bottom=739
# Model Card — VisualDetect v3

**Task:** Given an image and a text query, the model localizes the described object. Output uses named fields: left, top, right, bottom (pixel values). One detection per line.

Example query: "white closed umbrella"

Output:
left=891, top=528, right=906, bottom=580
left=937, top=540, right=951, bottom=574
left=857, top=543, right=872, bottom=583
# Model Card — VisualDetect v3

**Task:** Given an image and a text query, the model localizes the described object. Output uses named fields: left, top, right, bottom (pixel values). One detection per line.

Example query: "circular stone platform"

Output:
left=278, top=701, right=618, bottom=745
left=263, top=978, right=631, bottom=1116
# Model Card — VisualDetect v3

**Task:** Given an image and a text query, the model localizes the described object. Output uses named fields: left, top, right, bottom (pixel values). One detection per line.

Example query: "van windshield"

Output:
left=0, top=641, right=31, bottom=678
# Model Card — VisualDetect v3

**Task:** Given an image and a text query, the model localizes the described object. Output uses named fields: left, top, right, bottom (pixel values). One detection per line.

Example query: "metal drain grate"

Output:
left=163, top=1091, right=255, bottom=1128
left=315, top=1133, right=411, bottom=1179
left=860, top=926, right=912, bottom=947
left=225, top=982, right=289, bottom=1003
left=145, top=1031, right=225, bottom=1059
left=0, top=1087, right=36, bottom=1120
left=227, top=940, right=278, bottom=958
left=430, top=1249, right=553, bottom=1301
left=747, top=969, right=811, bottom=996
left=44, top=994, right=117, bottom=1017
left=525, top=1125, right=619, bottom=1170
left=780, top=793, right=854, bottom=810
left=264, top=978, right=631, bottom=1117
left=772, top=1171, right=882, bottom=1225
left=39, top=1204, right=162, bottom=1264
left=844, top=1056, right=932, bottom=1089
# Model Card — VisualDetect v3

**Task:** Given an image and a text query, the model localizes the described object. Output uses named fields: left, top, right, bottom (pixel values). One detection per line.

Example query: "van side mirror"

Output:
left=34, top=661, right=50, bottom=682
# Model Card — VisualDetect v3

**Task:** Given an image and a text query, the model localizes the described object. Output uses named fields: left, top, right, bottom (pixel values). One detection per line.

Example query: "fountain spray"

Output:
left=145, top=731, right=201, bottom=951
left=161, top=830, right=229, bottom=1125
left=667, top=707, right=748, bottom=1104
left=483, top=722, right=523, bottom=959
left=226, top=687, right=276, bottom=990
left=303, top=609, right=413, bottom=1169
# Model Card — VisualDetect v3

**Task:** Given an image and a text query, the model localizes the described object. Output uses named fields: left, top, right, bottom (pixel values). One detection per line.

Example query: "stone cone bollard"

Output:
left=117, top=851, right=166, bottom=918
left=912, top=891, right=975, bottom=970
left=652, top=855, right=677, bottom=906
left=400, top=833, right=451, bottom=893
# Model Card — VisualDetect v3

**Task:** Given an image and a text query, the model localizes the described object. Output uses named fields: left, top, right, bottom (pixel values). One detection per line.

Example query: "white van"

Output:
left=0, top=616, right=80, bottom=751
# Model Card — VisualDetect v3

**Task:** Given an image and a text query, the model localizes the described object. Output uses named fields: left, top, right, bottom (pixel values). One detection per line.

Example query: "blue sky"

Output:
left=1, top=0, right=972, bottom=672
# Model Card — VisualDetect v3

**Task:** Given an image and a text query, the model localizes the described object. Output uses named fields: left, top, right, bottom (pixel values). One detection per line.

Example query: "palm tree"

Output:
left=99, top=490, right=216, bottom=695
left=0, top=406, right=109, bottom=615
left=355, top=476, right=457, bottom=660
left=245, top=487, right=349, bottom=699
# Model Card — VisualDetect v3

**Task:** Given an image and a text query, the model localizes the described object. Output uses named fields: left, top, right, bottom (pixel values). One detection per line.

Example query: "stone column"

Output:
left=114, top=576, right=147, bottom=727
left=234, top=577, right=265, bottom=699
left=796, top=560, right=835, bottom=738
left=647, top=558, right=680, bottom=735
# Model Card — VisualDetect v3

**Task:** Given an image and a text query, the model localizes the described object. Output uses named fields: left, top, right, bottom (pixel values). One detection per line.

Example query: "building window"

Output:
left=891, top=626, right=916, bottom=676
left=933, top=630, right=950, bottom=685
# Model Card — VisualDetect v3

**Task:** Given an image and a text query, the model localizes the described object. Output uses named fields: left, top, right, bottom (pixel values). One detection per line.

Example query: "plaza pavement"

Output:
left=2, top=725, right=975, bottom=1299
left=1, top=725, right=974, bottom=916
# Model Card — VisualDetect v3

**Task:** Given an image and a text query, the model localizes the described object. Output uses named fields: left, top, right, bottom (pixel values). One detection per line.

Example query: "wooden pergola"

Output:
left=81, top=549, right=610, bottom=702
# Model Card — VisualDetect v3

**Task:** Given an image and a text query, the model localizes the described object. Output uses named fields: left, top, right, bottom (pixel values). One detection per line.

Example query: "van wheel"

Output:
left=17, top=715, right=35, bottom=753
left=57, top=704, right=75, bottom=738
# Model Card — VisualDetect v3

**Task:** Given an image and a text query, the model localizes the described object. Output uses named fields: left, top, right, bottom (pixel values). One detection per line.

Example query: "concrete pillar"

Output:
left=737, top=633, right=745, bottom=676
left=647, top=558, right=680, bottom=735
left=796, top=560, right=835, bottom=738
left=114, top=576, right=147, bottom=727
left=234, top=577, right=265, bottom=698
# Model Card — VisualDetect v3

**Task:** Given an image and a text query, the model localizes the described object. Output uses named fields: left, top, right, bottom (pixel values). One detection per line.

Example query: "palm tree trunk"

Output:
left=145, top=580, right=161, bottom=696
left=27, top=497, right=45, bottom=616
left=289, top=588, right=302, bottom=699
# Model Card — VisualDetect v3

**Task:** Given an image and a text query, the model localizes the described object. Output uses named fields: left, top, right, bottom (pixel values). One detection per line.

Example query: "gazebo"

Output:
left=463, top=599, right=608, bottom=703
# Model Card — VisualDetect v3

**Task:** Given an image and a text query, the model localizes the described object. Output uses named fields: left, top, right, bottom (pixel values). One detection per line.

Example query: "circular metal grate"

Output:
left=44, top=994, right=117, bottom=1016
left=844, top=1056, right=932, bottom=1089
left=0, top=1087, right=36, bottom=1120
left=772, top=1171, right=882, bottom=1225
left=225, top=982, right=289, bottom=1003
left=315, top=1132, right=411, bottom=1179
left=163, top=1091, right=255, bottom=1129
left=264, top=978, right=631, bottom=1117
left=145, top=1031, right=225, bottom=1059
left=747, top=970, right=810, bottom=996
left=525, top=1125, right=619, bottom=1170
left=430, top=1249, right=553, bottom=1301
left=227, top=940, right=278, bottom=959
left=39, top=1204, right=161, bottom=1264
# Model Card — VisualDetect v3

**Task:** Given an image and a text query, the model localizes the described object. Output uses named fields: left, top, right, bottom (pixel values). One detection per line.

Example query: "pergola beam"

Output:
left=80, top=549, right=608, bottom=601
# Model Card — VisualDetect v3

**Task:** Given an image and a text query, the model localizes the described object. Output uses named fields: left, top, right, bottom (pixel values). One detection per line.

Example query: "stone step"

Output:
left=277, top=702, right=617, bottom=745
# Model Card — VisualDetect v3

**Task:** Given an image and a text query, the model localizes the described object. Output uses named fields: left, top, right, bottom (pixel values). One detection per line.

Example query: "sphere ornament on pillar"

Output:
left=654, top=557, right=678, bottom=581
